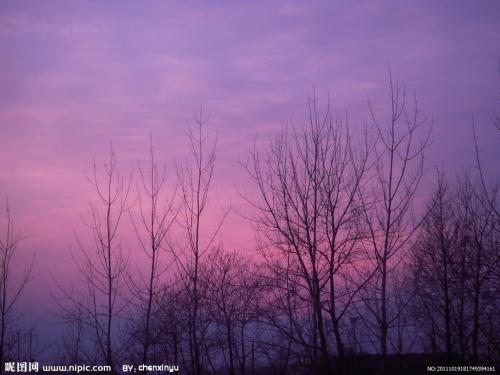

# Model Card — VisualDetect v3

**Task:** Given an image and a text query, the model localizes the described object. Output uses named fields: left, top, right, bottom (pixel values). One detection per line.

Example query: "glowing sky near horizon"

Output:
left=0, top=0, right=499, bottom=337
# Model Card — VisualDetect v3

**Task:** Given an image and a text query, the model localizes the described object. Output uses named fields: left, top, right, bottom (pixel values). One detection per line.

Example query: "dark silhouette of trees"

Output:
left=244, top=95, right=371, bottom=374
left=203, top=247, right=262, bottom=375
left=43, top=72, right=498, bottom=374
left=358, top=72, right=430, bottom=372
left=453, top=174, right=498, bottom=363
left=175, top=109, right=227, bottom=375
left=128, top=135, right=179, bottom=366
left=411, top=169, right=499, bottom=364
left=0, top=201, right=33, bottom=374
left=410, top=171, right=456, bottom=359
left=57, top=147, right=130, bottom=373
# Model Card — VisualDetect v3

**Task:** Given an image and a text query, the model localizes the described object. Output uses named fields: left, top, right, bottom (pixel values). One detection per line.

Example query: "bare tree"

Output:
left=319, top=106, right=371, bottom=363
left=449, top=61, right=500, bottom=363
left=244, top=95, right=371, bottom=374
left=0, top=201, right=33, bottom=373
left=358, top=71, right=430, bottom=372
left=410, top=170, right=456, bottom=359
left=461, top=70, right=500, bottom=359
left=409, top=166, right=499, bottom=364
left=176, top=109, right=226, bottom=375
left=245, top=106, right=328, bottom=373
left=128, top=135, right=178, bottom=365
left=57, top=147, right=130, bottom=373
left=452, top=173, right=499, bottom=363
left=255, top=249, right=304, bottom=375
left=156, top=284, right=184, bottom=366
left=203, top=246, right=261, bottom=375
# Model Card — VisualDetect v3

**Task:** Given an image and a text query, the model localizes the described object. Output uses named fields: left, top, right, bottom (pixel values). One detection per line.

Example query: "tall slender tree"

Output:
left=359, top=71, right=430, bottom=373
left=176, top=109, right=225, bottom=375
left=129, top=135, right=178, bottom=365
left=57, top=147, right=130, bottom=373
left=0, top=202, right=33, bottom=373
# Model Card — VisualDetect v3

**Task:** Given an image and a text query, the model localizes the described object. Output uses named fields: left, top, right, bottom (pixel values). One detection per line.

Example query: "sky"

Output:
left=0, top=0, right=499, bottom=354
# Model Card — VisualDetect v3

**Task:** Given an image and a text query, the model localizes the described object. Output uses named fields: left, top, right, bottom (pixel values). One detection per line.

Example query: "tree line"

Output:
left=1, top=74, right=499, bottom=375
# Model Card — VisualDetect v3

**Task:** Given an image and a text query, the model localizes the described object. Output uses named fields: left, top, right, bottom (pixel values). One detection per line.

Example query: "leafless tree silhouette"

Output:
left=453, top=174, right=499, bottom=363
left=410, top=170, right=457, bottom=359
left=0, top=201, right=33, bottom=373
left=175, top=109, right=227, bottom=375
left=42, top=71, right=499, bottom=374
left=358, top=70, right=431, bottom=373
left=411, top=167, right=499, bottom=364
left=127, top=135, right=179, bottom=366
left=56, top=147, right=130, bottom=373
left=203, top=246, right=262, bottom=375
left=244, top=94, right=372, bottom=374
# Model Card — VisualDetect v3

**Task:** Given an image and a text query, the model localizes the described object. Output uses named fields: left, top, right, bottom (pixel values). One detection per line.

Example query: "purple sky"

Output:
left=0, top=0, right=499, bottom=344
